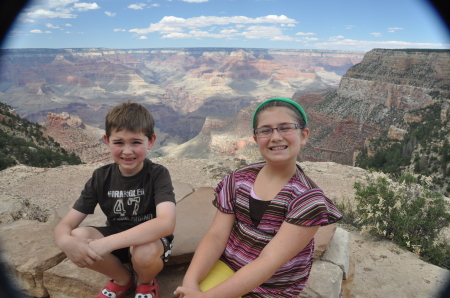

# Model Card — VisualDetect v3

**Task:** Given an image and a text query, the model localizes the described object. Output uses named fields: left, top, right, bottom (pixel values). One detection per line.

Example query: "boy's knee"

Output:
left=130, top=241, right=163, bottom=265
left=70, top=227, right=102, bottom=239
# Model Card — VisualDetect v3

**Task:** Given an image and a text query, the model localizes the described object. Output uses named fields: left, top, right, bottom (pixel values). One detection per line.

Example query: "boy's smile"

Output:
left=104, top=129, right=156, bottom=177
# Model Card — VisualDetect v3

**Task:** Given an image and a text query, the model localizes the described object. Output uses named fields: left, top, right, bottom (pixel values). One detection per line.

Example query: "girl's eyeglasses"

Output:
left=254, top=123, right=303, bottom=137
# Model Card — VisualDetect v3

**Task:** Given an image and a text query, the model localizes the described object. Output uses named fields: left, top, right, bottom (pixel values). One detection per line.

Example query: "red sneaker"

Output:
left=134, top=278, right=159, bottom=298
left=96, top=275, right=134, bottom=298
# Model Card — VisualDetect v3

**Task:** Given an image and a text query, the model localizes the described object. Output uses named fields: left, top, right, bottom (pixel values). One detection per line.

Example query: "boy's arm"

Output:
left=88, top=201, right=176, bottom=256
left=53, top=208, right=103, bottom=267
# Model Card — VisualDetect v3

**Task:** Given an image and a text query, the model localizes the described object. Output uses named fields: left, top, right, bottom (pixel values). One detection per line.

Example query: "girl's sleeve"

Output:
left=212, top=172, right=236, bottom=214
left=285, top=188, right=343, bottom=226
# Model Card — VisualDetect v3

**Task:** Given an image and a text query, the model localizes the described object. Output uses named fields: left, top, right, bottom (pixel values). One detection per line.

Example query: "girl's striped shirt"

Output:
left=213, top=162, right=343, bottom=297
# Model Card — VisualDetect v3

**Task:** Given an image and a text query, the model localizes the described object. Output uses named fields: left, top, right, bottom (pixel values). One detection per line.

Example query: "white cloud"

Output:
left=105, top=11, right=116, bottom=17
left=114, top=28, right=126, bottom=32
left=271, top=35, right=294, bottom=41
left=287, top=24, right=295, bottom=27
left=30, top=29, right=44, bottom=33
left=129, top=15, right=297, bottom=34
left=128, top=3, right=146, bottom=9
left=241, top=25, right=284, bottom=39
left=315, top=39, right=450, bottom=51
left=182, top=0, right=209, bottom=2
left=388, top=27, right=403, bottom=33
left=45, top=23, right=60, bottom=28
left=24, top=9, right=77, bottom=19
left=370, top=32, right=382, bottom=37
left=45, top=31, right=52, bottom=33
left=162, top=32, right=192, bottom=39
left=73, top=2, right=100, bottom=11
left=151, top=4, right=160, bottom=7
left=139, top=36, right=148, bottom=39
left=220, top=29, right=238, bottom=34
left=344, top=25, right=355, bottom=29
left=65, top=23, right=72, bottom=26
left=329, top=35, right=344, bottom=41
left=19, top=1, right=99, bottom=20
left=295, top=32, right=316, bottom=36
left=302, top=37, right=319, bottom=41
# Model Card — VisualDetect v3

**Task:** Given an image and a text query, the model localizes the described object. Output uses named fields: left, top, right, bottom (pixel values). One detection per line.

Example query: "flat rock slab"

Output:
left=0, top=220, right=66, bottom=298
left=168, top=187, right=216, bottom=265
left=44, top=259, right=188, bottom=298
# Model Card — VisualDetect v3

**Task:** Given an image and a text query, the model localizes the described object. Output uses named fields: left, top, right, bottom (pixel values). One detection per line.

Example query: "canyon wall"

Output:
left=163, top=49, right=450, bottom=165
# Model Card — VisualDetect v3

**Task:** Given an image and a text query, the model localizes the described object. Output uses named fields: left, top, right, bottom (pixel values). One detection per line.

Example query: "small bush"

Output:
left=352, top=174, right=450, bottom=269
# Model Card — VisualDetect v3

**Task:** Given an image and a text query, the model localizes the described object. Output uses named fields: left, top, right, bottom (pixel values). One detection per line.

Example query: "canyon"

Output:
left=1, top=48, right=450, bottom=167
left=0, top=48, right=363, bottom=159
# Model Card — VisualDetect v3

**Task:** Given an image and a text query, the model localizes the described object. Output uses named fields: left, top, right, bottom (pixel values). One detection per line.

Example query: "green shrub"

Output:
left=352, top=174, right=450, bottom=269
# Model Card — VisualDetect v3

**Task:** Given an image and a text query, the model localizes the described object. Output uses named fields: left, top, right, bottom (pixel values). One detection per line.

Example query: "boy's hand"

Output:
left=87, top=238, right=113, bottom=257
left=61, top=236, right=103, bottom=267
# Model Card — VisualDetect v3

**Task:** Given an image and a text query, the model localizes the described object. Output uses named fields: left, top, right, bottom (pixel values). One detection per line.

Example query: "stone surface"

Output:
left=299, top=260, right=343, bottom=298
left=168, top=187, right=216, bottom=265
left=0, top=220, right=66, bottom=298
left=322, top=227, right=350, bottom=279
left=44, top=259, right=109, bottom=298
left=313, top=224, right=337, bottom=258
left=347, top=228, right=449, bottom=298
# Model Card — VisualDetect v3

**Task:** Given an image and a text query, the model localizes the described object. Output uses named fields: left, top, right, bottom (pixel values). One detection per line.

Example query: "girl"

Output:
left=175, top=97, right=342, bottom=298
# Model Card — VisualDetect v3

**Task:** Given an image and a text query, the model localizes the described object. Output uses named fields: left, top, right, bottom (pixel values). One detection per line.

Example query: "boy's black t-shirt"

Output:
left=73, top=158, right=175, bottom=230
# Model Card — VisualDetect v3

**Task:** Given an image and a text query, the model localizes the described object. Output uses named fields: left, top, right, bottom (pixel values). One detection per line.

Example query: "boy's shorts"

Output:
left=92, top=226, right=174, bottom=263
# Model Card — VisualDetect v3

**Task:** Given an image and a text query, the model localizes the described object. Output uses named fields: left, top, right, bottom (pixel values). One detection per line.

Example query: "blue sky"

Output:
left=3, top=0, right=450, bottom=51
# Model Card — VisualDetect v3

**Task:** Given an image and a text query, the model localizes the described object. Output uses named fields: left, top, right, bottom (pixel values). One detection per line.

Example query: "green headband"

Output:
left=252, top=97, right=308, bottom=129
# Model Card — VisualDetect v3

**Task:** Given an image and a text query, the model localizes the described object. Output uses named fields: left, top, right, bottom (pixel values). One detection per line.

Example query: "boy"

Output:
left=54, top=101, right=176, bottom=298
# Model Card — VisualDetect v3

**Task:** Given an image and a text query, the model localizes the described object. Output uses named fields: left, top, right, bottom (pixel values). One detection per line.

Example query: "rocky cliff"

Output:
left=159, top=49, right=450, bottom=164
left=297, top=49, right=450, bottom=165
left=42, top=112, right=111, bottom=164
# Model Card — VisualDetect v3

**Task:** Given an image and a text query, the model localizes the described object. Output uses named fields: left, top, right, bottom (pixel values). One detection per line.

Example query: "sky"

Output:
left=3, top=0, right=450, bottom=51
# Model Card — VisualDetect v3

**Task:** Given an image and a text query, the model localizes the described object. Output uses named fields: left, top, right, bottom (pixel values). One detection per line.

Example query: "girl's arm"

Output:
left=88, top=201, right=176, bottom=256
left=176, top=221, right=319, bottom=298
left=180, top=209, right=236, bottom=291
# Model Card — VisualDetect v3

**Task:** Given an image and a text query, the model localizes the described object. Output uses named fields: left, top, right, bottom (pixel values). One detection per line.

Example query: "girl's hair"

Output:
left=105, top=100, right=155, bottom=139
left=252, top=97, right=307, bottom=129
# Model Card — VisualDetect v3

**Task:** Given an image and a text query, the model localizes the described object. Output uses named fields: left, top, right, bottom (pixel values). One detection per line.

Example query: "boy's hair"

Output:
left=252, top=97, right=307, bottom=129
left=105, top=101, right=155, bottom=138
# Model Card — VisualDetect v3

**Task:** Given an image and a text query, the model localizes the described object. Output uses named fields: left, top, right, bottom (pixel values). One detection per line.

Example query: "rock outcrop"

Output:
left=0, top=159, right=448, bottom=298
left=295, top=49, right=450, bottom=165
left=43, top=112, right=110, bottom=164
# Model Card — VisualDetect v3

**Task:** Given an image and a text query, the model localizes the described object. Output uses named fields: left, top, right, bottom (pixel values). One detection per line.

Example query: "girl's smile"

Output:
left=253, top=107, right=309, bottom=165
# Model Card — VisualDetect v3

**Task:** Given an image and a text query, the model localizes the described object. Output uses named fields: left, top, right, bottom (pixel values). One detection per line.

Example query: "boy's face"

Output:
left=104, top=129, right=156, bottom=177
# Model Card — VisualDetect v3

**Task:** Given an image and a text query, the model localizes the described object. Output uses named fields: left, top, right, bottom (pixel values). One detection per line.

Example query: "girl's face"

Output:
left=253, top=107, right=309, bottom=165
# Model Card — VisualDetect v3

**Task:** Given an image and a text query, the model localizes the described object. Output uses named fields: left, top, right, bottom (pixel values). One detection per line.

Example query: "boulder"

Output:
left=0, top=220, right=66, bottom=297
left=322, top=227, right=350, bottom=279
left=0, top=194, right=23, bottom=224
left=299, top=260, right=343, bottom=298
left=43, top=259, right=109, bottom=298
left=167, top=187, right=216, bottom=265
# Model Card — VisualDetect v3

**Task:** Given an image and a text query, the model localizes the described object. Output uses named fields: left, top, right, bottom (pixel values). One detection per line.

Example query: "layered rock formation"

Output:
left=0, top=47, right=363, bottom=120
left=297, top=49, right=450, bottom=165
left=43, top=112, right=110, bottom=164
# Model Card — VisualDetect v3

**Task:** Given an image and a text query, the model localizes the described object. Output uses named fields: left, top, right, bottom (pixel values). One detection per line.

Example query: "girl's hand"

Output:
left=174, top=286, right=204, bottom=298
